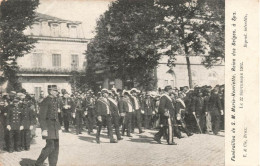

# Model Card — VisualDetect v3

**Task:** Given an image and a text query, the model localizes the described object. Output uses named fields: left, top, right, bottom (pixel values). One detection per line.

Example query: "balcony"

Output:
left=18, top=67, right=85, bottom=77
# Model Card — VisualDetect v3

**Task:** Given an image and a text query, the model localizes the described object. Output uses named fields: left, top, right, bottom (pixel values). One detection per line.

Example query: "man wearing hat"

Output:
left=154, top=85, right=177, bottom=145
left=61, top=91, right=74, bottom=132
left=107, top=90, right=123, bottom=141
left=73, top=92, right=84, bottom=135
left=83, top=91, right=95, bottom=134
left=119, top=90, right=134, bottom=137
left=35, top=87, right=61, bottom=166
left=143, top=92, right=155, bottom=129
left=130, top=88, right=143, bottom=134
left=20, top=95, right=35, bottom=151
left=6, top=96, right=22, bottom=152
left=96, top=89, right=117, bottom=143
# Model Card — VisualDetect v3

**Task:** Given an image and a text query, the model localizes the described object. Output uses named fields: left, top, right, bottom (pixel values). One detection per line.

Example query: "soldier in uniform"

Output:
left=96, top=89, right=117, bottom=143
left=119, top=90, right=134, bottom=137
left=130, top=88, right=143, bottom=134
left=35, top=87, right=61, bottom=166
left=61, top=91, right=74, bottom=132
left=6, top=96, right=23, bottom=152
left=0, top=96, right=8, bottom=150
left=154, top=85, right=177, bottom=145
left=108, top=91, right=123, bottom=141
left=20, top=95, right=35, bottom=151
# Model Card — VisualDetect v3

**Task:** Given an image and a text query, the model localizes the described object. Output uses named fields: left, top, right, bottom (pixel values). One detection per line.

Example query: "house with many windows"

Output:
left=17, top=13, right=88, bottom=99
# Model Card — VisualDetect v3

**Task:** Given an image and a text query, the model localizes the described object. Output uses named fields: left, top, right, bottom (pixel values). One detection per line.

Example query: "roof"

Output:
left=35, top=12, right=81, bottom=24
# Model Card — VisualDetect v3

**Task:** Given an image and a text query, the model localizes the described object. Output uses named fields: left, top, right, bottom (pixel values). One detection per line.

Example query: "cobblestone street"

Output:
left=0, top=127, right=224, bottom=166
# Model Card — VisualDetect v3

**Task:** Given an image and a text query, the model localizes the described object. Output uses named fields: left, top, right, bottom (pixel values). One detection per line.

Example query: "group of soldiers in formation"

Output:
left=0, top=84, right=224, bottom=166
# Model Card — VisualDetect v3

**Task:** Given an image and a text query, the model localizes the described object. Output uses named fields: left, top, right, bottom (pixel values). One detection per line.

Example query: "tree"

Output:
left=85, top=0, right=164, bottom=90
left=156, top=0, right=224, bottom=88
left=0, top=0, right=39, bottom=92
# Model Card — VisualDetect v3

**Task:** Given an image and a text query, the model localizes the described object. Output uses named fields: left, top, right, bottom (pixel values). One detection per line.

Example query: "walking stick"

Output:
left=193, top=114, right=202, bottom=134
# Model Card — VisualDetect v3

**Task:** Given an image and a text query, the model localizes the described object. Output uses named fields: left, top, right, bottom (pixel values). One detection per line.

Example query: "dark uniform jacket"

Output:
left=108, top=97, right=119, bottom=116
left=39, top=95, right=61, bottom=139
left=61, top=96, right=74, bottom=112
left=21, top=103, right=35, bottom=129
left=158, top=94, right=175, bottom=125
left=191, top=96, right=205, bottom=115
left=96, top=97, right=110, bottom=116
left=118, top=97, right=134, bottom=113
left=143, top=97, right=155, bottom=115
left=6, top=104, right=22, bottom=130
left=208, top=93, right=222, bottom=116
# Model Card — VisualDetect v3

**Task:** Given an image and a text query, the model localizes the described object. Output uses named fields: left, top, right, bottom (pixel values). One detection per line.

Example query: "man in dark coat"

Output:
left=20, top=95, right=35, bottom=151
left=61, top=91, right=74, bottom=132
left=95, top=89, right=117, bottom=144
left=74, top=93, right=84, bottom=135
left=35, top=87, right=61, bottom=166
left=118, top=90, right=134, bottom=137
left=143, top=93, right=154, bottom=129
left=208, top=89, right=223, bottom=135
left=83, top=92, right=95, bottom=134
left=108, top=91, right=122, bottom=141
left=191, top=89, right=206, bottom=133
left=6, top=97, right=23, bottom=152
left=154, top=85, right=177, bottom=145
left=130, top=88, right=143, bottom=134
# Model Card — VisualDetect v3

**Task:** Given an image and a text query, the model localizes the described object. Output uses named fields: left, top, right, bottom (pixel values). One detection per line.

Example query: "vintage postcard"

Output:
left=0, top=0, right=259, bottom=165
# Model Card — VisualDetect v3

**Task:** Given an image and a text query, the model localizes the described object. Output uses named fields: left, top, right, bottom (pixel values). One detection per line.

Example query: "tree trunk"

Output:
left=186, top=56, right=193, bottom=88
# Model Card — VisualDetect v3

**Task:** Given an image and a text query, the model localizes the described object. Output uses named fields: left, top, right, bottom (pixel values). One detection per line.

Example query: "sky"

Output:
left=37, top=0, right=114, bottom=39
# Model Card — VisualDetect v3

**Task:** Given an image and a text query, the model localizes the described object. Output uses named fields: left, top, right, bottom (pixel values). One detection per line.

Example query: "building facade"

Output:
left=17, top=13, right=88, bottom=99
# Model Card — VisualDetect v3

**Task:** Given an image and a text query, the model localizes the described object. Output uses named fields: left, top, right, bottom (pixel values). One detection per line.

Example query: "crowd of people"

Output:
left=0, top=84, right=225, bottom=152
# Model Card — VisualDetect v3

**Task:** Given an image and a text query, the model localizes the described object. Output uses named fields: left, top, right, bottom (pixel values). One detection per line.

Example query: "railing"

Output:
left=19, top=67, right=85, bottom=74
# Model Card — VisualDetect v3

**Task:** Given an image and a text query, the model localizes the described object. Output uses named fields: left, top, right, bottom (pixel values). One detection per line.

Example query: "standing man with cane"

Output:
left=35, top=87, right=61, bottom=166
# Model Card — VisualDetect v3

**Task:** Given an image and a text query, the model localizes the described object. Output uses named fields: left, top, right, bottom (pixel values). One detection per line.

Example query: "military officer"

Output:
left=96, top=89, right=117, bottom=144
left=35, top=87, right=61, bottom=166
left=154, top=85, right=177, bottom=145
left=61, top=91, right=74, bottom=132
left=20, top=95, right=35, bottom=151
left=6, top=97, right=23, bottom=152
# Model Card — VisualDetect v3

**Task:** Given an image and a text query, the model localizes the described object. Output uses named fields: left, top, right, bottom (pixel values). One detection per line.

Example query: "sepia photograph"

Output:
left=0, top=0, right=227, bottom=165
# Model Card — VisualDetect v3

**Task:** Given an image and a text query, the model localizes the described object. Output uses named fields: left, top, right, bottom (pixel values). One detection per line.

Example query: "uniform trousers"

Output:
left=111, top=114, right=121, bottom=139
left=62, top=109, right=70, bottom=131
left=21, top=129, right=31, bottom=149
left=122, top=112, right=133, bottom=136
left=145, top=115, right=152, bottom=129
left=8, top=130, right=21, bottom=151
left=205, top=113, right=212, bottom=132
left=86, top=109, right=94, bottom=133
left=75, top=110, right=83, bottom=134
left=96, top=115, right=114, bottom=141
left=35, top=139, right=59, bottom=166
left=132, top=110, right=142, bottom=133
left=211, top=111, right=221, bottom=135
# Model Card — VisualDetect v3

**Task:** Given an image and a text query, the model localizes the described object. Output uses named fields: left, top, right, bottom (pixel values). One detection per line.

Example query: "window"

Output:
left=71, top=54, right=79, bottom=69
left=170, top=80, right=174, bottom=86
left=34, top=87, right=41, bottom=100
left=52, top=54, right=61, bottom=67
left=48, top=85, right=57, bottom=92
left=51, top=23, right=60, bottom=37
left=32, top=53, right=42, bottom=67
left=164, top=80, right=168, bottom=86
left=70, top=25, right=77, bottom=38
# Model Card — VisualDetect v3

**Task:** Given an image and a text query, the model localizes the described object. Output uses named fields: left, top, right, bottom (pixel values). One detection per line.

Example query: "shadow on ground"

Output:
left=19, top=158, right=45, bottom=166
left=127, top=135, right=158, bottom=144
